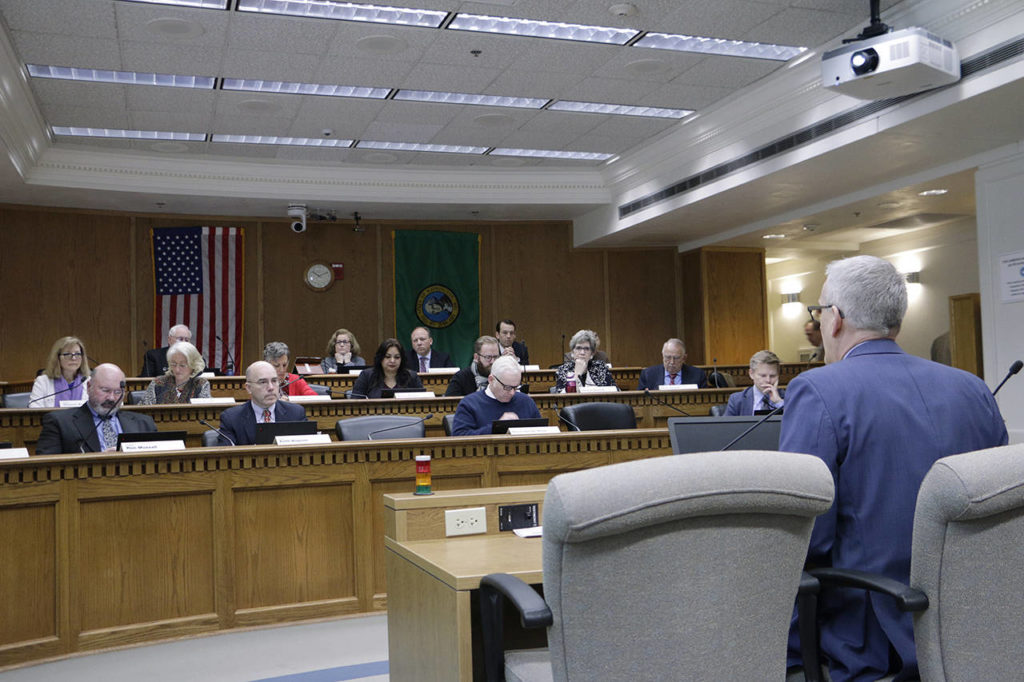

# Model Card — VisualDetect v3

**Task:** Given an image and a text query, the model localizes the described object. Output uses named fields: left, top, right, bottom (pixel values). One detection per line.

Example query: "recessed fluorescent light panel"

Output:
left=357, top=141, right=489, bottom=154
left=212, top=134, right=353, bottom=147
left=549, top=100, right=692, bottom=118
left=490, top=148, right=613, bottom=160
left=237, top=0, right=447, bottom=28
left=52, top=127, right=206, bottom=141
left=394, top=90, right=548, bottom=109
left=635, top=33, right=805, bottom=61
left=119, top=0, right=228, bottom=8
left=28, top=65, right=215, bottom=89
left=449, top=13, right=638, bottom=45
left=222, top=78, right=390, bottom=99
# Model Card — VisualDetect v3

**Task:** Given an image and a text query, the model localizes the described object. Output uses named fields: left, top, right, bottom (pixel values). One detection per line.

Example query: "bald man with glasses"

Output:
left=451, top=355, right=541, bottom=435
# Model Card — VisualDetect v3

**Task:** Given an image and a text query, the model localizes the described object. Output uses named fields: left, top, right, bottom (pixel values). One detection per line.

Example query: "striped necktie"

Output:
left=263, top=408, right=271, bottom=423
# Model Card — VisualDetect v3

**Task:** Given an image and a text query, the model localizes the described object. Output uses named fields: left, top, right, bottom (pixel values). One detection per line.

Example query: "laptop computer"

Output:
left=254, top=421, right=318, bottom=445
left=491, top=417, right=548, bottom=434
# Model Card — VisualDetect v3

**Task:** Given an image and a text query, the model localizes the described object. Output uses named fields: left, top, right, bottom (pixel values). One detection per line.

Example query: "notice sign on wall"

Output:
left=999, top=249, right=1024, bottom=303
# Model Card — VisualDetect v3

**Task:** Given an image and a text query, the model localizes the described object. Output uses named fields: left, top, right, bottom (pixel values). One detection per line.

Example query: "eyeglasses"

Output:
left=807, top=304, right=844, bottom=323
left=248, top=378, right=281, bottom=387
left=477, top=354, right=500, bottom=362
left=573, top=345, right=592, bottom=352
left=95, top=386, right=124, bottom=397
left=335, top=339, right=351, bottom=345
left=171, top=336, right=191, bottom=343
left=60, top=352, right=84, bottom=359
left=168, top=361, right=190, bottom=369
left=492, top=375, right=523, bottom=392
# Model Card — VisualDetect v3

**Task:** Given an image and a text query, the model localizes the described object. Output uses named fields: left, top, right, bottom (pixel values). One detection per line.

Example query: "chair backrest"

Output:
left=335, top=415, right=426, bottom=441
left=306, top=382, right=331, bottom=396
left=558, top=402, right=636, bottom=431
left=541, top=450, right=834, bottom=681
left=442, top=414, right=455, bottom=436
left=911, top=443, right=1024, bottom=680
left=709, top=403, right=728, bottom=416
left=201, top=429, right=221, bottom=447
left=129, top=390, right=147, bottom=405
left=708, top=371, right=736, bottom=388
left=1, top=392, right=31, bottom=408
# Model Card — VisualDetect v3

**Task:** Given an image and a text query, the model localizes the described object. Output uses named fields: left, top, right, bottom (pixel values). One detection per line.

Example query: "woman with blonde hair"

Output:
left=29, top=336, right=92, bottom=407
left=320, top=328, right=367, bottom=373
left=140, top=341, right=211, bottom=404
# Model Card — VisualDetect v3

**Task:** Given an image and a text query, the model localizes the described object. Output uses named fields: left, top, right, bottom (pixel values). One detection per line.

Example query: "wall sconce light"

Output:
left=904, top=271, right=921, bottom=284
left=781, top=292, right=801, bottom=304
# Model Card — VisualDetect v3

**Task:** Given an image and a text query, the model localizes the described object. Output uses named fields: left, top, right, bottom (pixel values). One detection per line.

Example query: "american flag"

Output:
left=152, top=226, right=244, bottom=375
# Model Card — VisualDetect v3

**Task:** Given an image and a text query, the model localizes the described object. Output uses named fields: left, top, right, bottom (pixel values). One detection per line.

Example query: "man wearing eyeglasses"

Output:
left=141, top=324, right=193, bottom=377
left=781, top=256, right=1007, bottom=682
left=637, top=338, right=707, bottom=390
left=217, top=361, right=307, bottom=446
left=36, top=363, right=157, bottom=454
left=451, top=355, right=542, bottom=435
left=445, top=335, right=502, bottom=397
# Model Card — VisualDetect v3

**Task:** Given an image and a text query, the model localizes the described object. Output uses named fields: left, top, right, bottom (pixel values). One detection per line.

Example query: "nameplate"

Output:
left=59, top=399, right=86, bottom=407
left=120, top=440, right=186, bottom=453
left=523, top=364, right=541, bottom=371
left=425, top=367, right=458, bottom=374
left=507, top=426, right=561, bottom=436
left=200, top=372, right=216, bottom=379
left=348, top=368, right=367, bottom=375
left=286, top=395, right=333, bottom=403
left=0, top=448, right=30, bottom=460
left=297, top=363, right=319, bottom=375
left=190, top=397, right=237, bottom=405
left=274, top=433, right=331, bottom=446
left=578, top=385, right=619, bottom=393
left=658, top=384, right=699, bottom=391
left=395, top=391, right=436, bottom=399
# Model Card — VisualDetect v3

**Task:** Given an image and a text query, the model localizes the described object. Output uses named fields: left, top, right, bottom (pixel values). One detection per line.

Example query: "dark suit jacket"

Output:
left=780, top=339, right=1007, bottom=679
left=217, top=400, right=308, bottom=446
left=140, top=346, right=170, bottom=377
left=510, top=341, right=529, bottom=365
left=637, top=364, right=707, bottom=390
left=444, top=366, right=484, bottom=397
left=36, top=404, right=158, bottom=454
left=405, top=349, right=454, bottom=369
left=724, top=385, right=785, bottom=415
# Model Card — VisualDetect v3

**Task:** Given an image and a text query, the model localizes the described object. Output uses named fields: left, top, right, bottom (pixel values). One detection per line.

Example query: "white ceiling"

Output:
left=0, top=0, right=1021, bottom=255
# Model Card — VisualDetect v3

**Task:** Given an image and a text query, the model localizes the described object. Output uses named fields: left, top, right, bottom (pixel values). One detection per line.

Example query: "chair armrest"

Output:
left=810, top=567, right=929, bottom=612
left=479, top=573, right=552, bottom=682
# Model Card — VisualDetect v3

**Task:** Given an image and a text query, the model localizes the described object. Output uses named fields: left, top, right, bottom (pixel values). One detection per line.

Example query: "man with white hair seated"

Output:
left=451, top=355, right=542, bottom=436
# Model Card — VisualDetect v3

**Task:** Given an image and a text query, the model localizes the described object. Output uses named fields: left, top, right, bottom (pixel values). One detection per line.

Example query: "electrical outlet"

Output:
left=445, top=507, right=487, bottom=537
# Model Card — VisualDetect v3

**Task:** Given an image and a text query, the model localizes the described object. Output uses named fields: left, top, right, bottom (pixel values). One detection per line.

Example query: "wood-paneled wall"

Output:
left=0, top=203, right=680, bottom=379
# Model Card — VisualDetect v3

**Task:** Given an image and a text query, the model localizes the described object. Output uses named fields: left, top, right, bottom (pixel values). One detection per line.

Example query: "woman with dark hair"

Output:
left=351, top=338, right=424, bottom=398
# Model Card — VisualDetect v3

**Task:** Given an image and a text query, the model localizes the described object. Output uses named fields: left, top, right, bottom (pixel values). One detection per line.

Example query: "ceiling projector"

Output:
left=822, top=26, right=960, bottom=100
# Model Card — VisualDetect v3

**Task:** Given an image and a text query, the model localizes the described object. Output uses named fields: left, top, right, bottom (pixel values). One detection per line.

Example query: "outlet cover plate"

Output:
left=445, top=507, right=487, bottom=537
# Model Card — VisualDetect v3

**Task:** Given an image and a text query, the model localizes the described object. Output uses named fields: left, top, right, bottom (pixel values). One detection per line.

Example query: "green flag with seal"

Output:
left=394, top=230, right=480, bottom=368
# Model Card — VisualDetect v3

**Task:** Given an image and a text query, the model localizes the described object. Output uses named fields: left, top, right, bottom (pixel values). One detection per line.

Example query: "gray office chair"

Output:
left=708, top=371, right=736, bottom=388
left=442, top=414, right=455, bottom=436
left=1, top=392, right=31, bottom=408
left=709, top=403, right=729, bottom=416
left=201, top=429, right=221, bottom=447
left=129, top=390, right=147, bottom=405
left=335, top=415, right=426, bottom=441
left=480, top=450, right=834, bottom=681
left=558, top=402, right=636, bottom=431
left=306, top=382, right=331, bottom=396
left=801, top=443, right=1024, bottom=682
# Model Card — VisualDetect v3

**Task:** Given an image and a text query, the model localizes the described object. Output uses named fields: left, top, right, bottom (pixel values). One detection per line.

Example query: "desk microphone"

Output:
left=720, top=405, right=783, bottom=451
left=644, top=388, right=692, bottom=417
left=198, top=419, right=236, bottom=446
left=557, top=409, right=580, bottom=431
left=367, top=413, right=433, bottom=440
left=992, top=360, right=1023, bottom=397
left=28, top=377, right=85, bottom=405
left=216, top=334, right=237, bottom=376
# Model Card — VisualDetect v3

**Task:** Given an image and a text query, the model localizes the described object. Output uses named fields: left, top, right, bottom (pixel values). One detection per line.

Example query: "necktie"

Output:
left=669, top=373, right=678, bottom=384
left=263, top=408, right=271, bottom=423
left=101, top=418, right=116, bottom=451
left=419, top=356, right=427, bottom=372
left=763, top=392, right=775, bottom=410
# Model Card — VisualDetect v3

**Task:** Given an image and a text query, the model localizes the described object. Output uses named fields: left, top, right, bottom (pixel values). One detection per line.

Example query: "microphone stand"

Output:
left=992, top=360, right=1023, bottom=396
left=644, top=388, right=692, bottom=417
left=199, top=419, right=236, bottom=446
left=720, top=405, right=783, bottom=451
left=367, top=413, right=434, bottom=440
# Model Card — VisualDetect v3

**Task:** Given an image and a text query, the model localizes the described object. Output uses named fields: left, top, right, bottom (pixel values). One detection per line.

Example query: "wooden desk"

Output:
left=0, top=388, right=740, bottom=452
left=384, top=487, right=547, bottom=682
left=0, top=430, right=669, bottom=669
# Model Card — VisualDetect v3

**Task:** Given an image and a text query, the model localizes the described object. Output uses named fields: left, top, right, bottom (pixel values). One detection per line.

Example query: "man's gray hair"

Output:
left=490, top=354, right=522, bottom=379
left=822, top=255, right=907, bottom=336
left=263, top=341, right=290, bottom=361
left=663, top=338, right=686, bottom=354
left=749, top=349, right=781, bottom=370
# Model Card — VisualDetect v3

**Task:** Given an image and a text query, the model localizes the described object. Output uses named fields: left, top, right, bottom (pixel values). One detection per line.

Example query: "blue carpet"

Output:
left=252, top=660, right=389, bottom=682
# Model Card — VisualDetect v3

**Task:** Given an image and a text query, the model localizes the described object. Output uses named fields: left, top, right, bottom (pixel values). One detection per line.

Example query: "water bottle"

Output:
left=565, top=371, right=577, bottom=393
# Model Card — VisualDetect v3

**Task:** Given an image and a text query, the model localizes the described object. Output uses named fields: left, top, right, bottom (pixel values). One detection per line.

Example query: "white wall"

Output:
left=766, top=217, right=981, bottom=363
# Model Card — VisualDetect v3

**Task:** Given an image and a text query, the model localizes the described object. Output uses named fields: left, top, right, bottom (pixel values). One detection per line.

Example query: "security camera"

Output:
left=288, top=204, right=307, bottom=233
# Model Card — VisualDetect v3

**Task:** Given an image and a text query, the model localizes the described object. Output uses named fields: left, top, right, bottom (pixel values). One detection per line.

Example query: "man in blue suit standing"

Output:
left=724, top=350, right=784, bottom=415
left=637, top=338, right=707, bottom=390
left=218, top=360, right=307, bottom=445
left=781, top=255, right=1007, bottom=682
